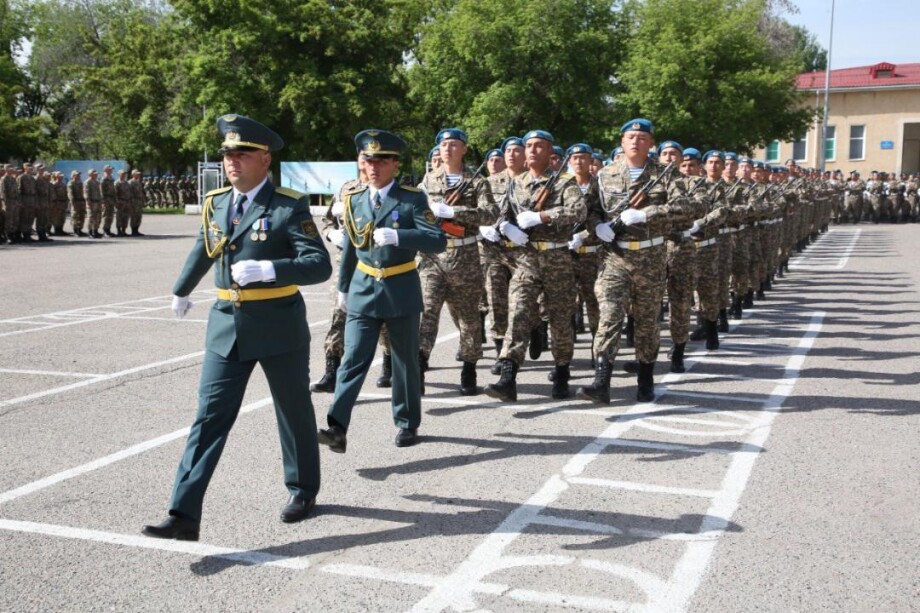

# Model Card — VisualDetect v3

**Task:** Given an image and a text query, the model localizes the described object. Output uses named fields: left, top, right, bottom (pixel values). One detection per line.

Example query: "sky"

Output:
left=786, top=0, right=920, bottom=69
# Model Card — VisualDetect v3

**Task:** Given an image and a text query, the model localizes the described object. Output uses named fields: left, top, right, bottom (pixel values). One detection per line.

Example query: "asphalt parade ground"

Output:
left=0, top=216, right=917, bottom=613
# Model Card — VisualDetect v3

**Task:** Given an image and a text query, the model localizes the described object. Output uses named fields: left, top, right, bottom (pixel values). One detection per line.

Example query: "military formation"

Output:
left=311, top=119, right=910, bottom=413
left=142, top=175, right=199, bottom=209
left=0, top=163, right=147, bottom=242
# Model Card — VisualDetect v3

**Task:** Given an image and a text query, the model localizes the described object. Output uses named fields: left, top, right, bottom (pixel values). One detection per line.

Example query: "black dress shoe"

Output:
left=317, top=425, right=347, bottom=453
left=142, top=515, right=200, bottom=541
left=395, top=428, right=418, bottom=447
left=280, top=495, right=316, bottom=523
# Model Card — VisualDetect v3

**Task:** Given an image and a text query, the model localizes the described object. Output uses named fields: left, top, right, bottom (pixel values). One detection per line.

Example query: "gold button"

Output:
left=234, top=302, right=241, bottom=308
left=231, top=282, right=239, bottom=289
left=230, top=244, right=237, bottom=251
left=374, top=260, right=380, bottom=266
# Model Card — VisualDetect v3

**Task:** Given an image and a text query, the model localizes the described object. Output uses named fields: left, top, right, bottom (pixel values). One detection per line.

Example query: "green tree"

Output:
left=406, top=0, right=633, bottom=156
left=616, top=0, right=815, bottom=152
left=0, top=0, right=48, bottom=161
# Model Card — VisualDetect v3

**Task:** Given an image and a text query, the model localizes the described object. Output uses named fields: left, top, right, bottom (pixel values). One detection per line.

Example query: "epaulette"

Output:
left=559, top=173, right=574, bottom=181
left=205, top=186, right=232, bottom=197
left=275, top=186, right=306, bottom=199
left=400, top=185, right=422, bottom=193
left=343, top=184, right=368, bottom=195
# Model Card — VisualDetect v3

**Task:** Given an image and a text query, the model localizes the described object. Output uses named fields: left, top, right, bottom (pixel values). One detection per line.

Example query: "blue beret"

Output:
left=429, top=146, right=440, bottom=159
left=738, top=156, right=753, bottom=165
left=501, top=137, right=524, bottom=152
left=436, top=128, right=467, bottom=144
left=659, top=140, right=683, bottom=153
left=355, top=129, right=407, bottom=158
left=552, top=145, right=564, bottom=157
left=753, top=161, right=766, bottom=170
left=217, top=113, right=284, bottom=153
left=592, top=152, right=604, bottom=161
left=648, top=150, right=659, bottom=159
left=609, top=146, right=625, bottom=159
left=682, top=148, right=702, bottom=161
left=486, top=148, right=503, bottom=160
left=523, top=129, right=554, bottom=144
left=724, top=152, right=738, bottom=161
left=621, top=118, right=653, bottom=134
left=567, top=143, right=592, bottom=156
left=702, top=150, right=724, bottom=162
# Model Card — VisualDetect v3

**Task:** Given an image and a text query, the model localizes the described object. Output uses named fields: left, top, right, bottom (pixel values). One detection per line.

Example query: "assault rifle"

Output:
left=533, top=153, right=573, bottom=211
left=437, top=158, right=489, bottom=237
left=602, top=161, right=676, bottom=233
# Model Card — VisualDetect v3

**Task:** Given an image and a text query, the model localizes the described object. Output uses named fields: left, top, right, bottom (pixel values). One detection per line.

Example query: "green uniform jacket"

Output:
left=173, top=181, right=332, bottom=361
left=338, top=182, right=446, bottom=319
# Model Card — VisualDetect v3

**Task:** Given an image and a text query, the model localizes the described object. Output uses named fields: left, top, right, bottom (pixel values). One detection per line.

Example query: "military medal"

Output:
left=391, top=210, right=399, bottom=229
left=258, top=218, right=269, bottom=241
left=250, top=220, right=260, bottom=241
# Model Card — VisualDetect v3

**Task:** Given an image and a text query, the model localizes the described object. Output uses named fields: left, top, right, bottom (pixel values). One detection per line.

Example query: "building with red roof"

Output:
left=756, top=62, right=920, bottom=175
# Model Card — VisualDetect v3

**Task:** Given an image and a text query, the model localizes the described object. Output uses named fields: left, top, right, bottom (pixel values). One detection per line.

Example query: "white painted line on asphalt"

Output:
left=505, top=588, right=630, bottom=611
left=653, top=311, right=825, bottom=613
left=531, top=513, right=624, bottom=535
left=0, top=519, right=311, bottom=569
left=0, top=397, right=275, bottom=506
left=566, top=477, right=719, bottom=499
left=636, top=421, right=757, bottom=439
left=682, top=356, right=756, bottom=366
left=790, top=229, right=860, bottom=270
left=664, top=390, right=764, bottom=404
left=0, top=368, right=102, bottom=378
left=322, top=563, right=507, bottom=592
left=117, top=315, right=211, bottom=323
left=605, top=439, right=748, bottom=456
left=648, top=415, right=750, bottom=428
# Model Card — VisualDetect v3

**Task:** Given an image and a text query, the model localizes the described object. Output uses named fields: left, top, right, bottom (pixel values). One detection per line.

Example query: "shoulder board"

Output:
left=400, top=185, right=422, bottom=193
left=343, top=184, right=368, bottom=195
left=205, top=186, right=232, bottom=197
left=275, top=186, right=306, bottom=199
left=559, top=173, right=574, bottom=181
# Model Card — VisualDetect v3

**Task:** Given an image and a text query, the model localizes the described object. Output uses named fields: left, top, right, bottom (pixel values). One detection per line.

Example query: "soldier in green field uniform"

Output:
left=318, top=129, right=446, bottom=453
left=142, top=114, right=332, bottom=541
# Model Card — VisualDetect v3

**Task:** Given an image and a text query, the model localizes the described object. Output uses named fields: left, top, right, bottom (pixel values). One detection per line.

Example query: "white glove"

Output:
left=231, top=260, right=276, bottom=286
left=327, top=228, right=345, bottom=249
left=620, top=208, right=647, bottom=226
left=479, top=224, right=500, bottom=242
left=568, top=233, right=584, bottom=250
left=595, top=222, right=615, bottom=243
left=171, top=295, right=193, bottom=319
left=516, top=210, right=543, bottom=229
left=689, top=221, right=702, bottom=235
left=429, top=201, right=455, bottom=219
left=330, top=200, right=345, bottom=218
left=499, top=221, right=529, bottom=246
left=337, top=291, right=348, bottom=313
left=373, top=228, right=399, bottom=247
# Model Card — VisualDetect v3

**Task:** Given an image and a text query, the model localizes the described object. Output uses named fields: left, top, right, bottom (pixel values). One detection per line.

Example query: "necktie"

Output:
left=373, top=192, right=382, bottom=210
left=232, top=194, right=247, bottom=225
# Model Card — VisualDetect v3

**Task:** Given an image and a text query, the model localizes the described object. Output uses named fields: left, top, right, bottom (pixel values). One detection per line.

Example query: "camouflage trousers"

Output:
left=87, top=201, right=102, bottom=231
left=500, top=247, right=575, bottom=366
left=479, top=240, right=516, bottom=341
left=50, top=201, right=68, bottom=232
left=730, top=228, right=752, bottom=294
left=18, top=197, right=35, bottom=234
left=3, top=200, right=19, bottom=236
left=747, top=225, right=764, bottom=287
left=666, top=240, right=696, bottom=345
left=323, top=249, right=390, bottom=357
left=419, top=245, right=484, bottom=362
left=130, top=202, right=143, bottom=231
left=694, top=242, right=721, bottom=321
left=71, top=200, right=87, bottom=232
left=115, top=201, right=130, bottom=232
left=593, top=243, right=667, bottom=364
left=34, top=201, right=49, bottom=235
left=717, top=234, right=733, bottom=309
left=102, top=199, right=116, bottom=232
left=765, top=223, right=780, bottom=273
left=571, top=249, right=600, bottom=333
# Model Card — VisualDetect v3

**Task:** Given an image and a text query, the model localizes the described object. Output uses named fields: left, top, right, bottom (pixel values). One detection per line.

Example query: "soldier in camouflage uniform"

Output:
left=33, top=164, right=52, bottom=242
left=101, top=165, right=118, bottom=236
left=114, top=170, right=132, bottom=236
left=725, top=157, right=759, bottom=319
left=68, top=171, right=87, bottom=236
left=865, top=171, right=886, bottom=223
left=576, top=119, right=686, bottom=404
left=49, top=172, right=68, bottom=236
left=479, top=137, right=527, bottom=375
left=17, top=163, right=37, bottom=242
left=843, top=171, right=865, bottom=224
left=83, top=169, right=103, bottom=238
left=565, top=143, right=602, bottom=346
left=0, top=164, right=17, bottom=244
left=129, top=170, right=145, bottom=235
left=906, top=173, right=919, bottom=222
left=486, top=130, right=586, bottom=401
left=419, top=128, right=497, bottom=395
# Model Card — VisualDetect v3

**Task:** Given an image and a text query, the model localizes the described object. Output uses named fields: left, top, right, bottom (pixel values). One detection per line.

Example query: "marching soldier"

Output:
left=33, top=164, right=52, bottom=242
left=101, top=165, right=118, bottom=236
left=129, top=169, right=146, bottom=235
left=318, top=129, right=446, bottom=453
left=486, top=129, right=586, bottom=401
left=577, top=119, right=685, bottom=404
left=142, top=114, right=331, bottom=540
left=49, top=172, right=69, bottom=236
left=114, top=169, right=132, bottom=236
left=418, top=128, right=497, bottom=395
left=565, top=143, right=602, bottom=346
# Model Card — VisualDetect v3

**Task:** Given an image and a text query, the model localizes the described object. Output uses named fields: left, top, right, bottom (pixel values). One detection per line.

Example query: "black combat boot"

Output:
left=459, top=361, right=477, bottom=396
left=485, top=359, right=518, bottom=402
left=756, top=282, right=766, bottom=300
left=551, top=363, right=571, bottom=399
left=622, top=360, right=639, bottom=374
left=480, top=312, right=487, bottom=343
left=742, top=290, right=754, bottom=309
left=310, top=355, right=340, bottom=393
left=729, top=296, right=742, bottom=320
left=540, top=320, right=550, bottom=350
left=718, top=308, right=729, bottom=332
left=689, top=312, right=706, bottom=341
left=376, top=352, right=392, bottom=388
left=705, top=319, right=720, bottom=351
left=625, top=315, right=635, bottom=348
left=37, top=230, right=52, bottom=242
left=636, top=362, right=656, bottom=403
left=766, top=274, right=773, bottom=290
left=528, top=325, right=543, bottom=360
left=670, top=342, right=686, bottom=373
left=490, top=340, right=504, bottom=375
left=576, top=356, right=611, bottom=405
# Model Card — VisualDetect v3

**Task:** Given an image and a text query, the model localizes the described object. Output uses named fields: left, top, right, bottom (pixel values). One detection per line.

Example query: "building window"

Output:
left=793, top=133, right=808, bottom=162
left=849, top=125, right=865, bottom=160
left=824, top=125, right=836, bottom=162
left=766, top=140, right=780, bottom=162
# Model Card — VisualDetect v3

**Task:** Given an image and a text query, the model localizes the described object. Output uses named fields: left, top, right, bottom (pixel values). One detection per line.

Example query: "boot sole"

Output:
left=576, top=389, right=609, bottom=405
left=484, top=387, right=516, bottom=402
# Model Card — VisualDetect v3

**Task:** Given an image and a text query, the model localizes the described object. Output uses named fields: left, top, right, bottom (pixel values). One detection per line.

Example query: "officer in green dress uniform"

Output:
left=318, top=129, right=446, bottom=452
left=142, top=114, right=332, bottom=541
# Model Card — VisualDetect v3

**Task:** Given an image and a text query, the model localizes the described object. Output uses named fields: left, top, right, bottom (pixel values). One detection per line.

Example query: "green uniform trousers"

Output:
left=328, top=311, right=421, bottom=432
left=169, top=344, right=320, bottom=521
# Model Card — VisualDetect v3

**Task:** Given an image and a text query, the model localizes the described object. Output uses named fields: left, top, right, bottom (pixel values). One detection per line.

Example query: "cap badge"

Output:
left=367, top=140, right=381, bottom=153
left=366, top=130, right=380, bottom=137
left=631, top=122, right=641, bottom=130
left=222, top=114, right=237, bottom=122
left=226, top=131, right=240, bottom=143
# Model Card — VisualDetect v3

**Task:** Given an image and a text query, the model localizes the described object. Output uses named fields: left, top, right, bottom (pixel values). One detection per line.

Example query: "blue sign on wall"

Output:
left=280, top=161, right=358, bottom=196
left=880, top=140, right=895, bottom=150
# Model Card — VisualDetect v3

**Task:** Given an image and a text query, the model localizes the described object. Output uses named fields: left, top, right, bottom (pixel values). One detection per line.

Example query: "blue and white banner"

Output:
left=280, top=161, right=358, bottom=196
left=52, top=160, right=128, bottom=185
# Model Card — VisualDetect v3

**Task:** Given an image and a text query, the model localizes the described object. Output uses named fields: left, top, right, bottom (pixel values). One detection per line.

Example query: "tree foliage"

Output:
left=616, top=0, right=815, bottom=152
left=0, top=0, right=48, bottom=160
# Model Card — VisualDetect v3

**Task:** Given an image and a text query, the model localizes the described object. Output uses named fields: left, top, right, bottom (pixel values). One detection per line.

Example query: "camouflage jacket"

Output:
left=421, top=166, right=497, bottom=236
left=507, top=167, right=585, bottom=243
left=83, top=178, right=102, bottom=203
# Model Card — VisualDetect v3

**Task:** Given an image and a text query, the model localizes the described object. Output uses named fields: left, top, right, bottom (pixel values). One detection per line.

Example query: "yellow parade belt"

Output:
left=356, top=260, right=417, bottom=282
left=216, top=285, right=299, bottom=304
